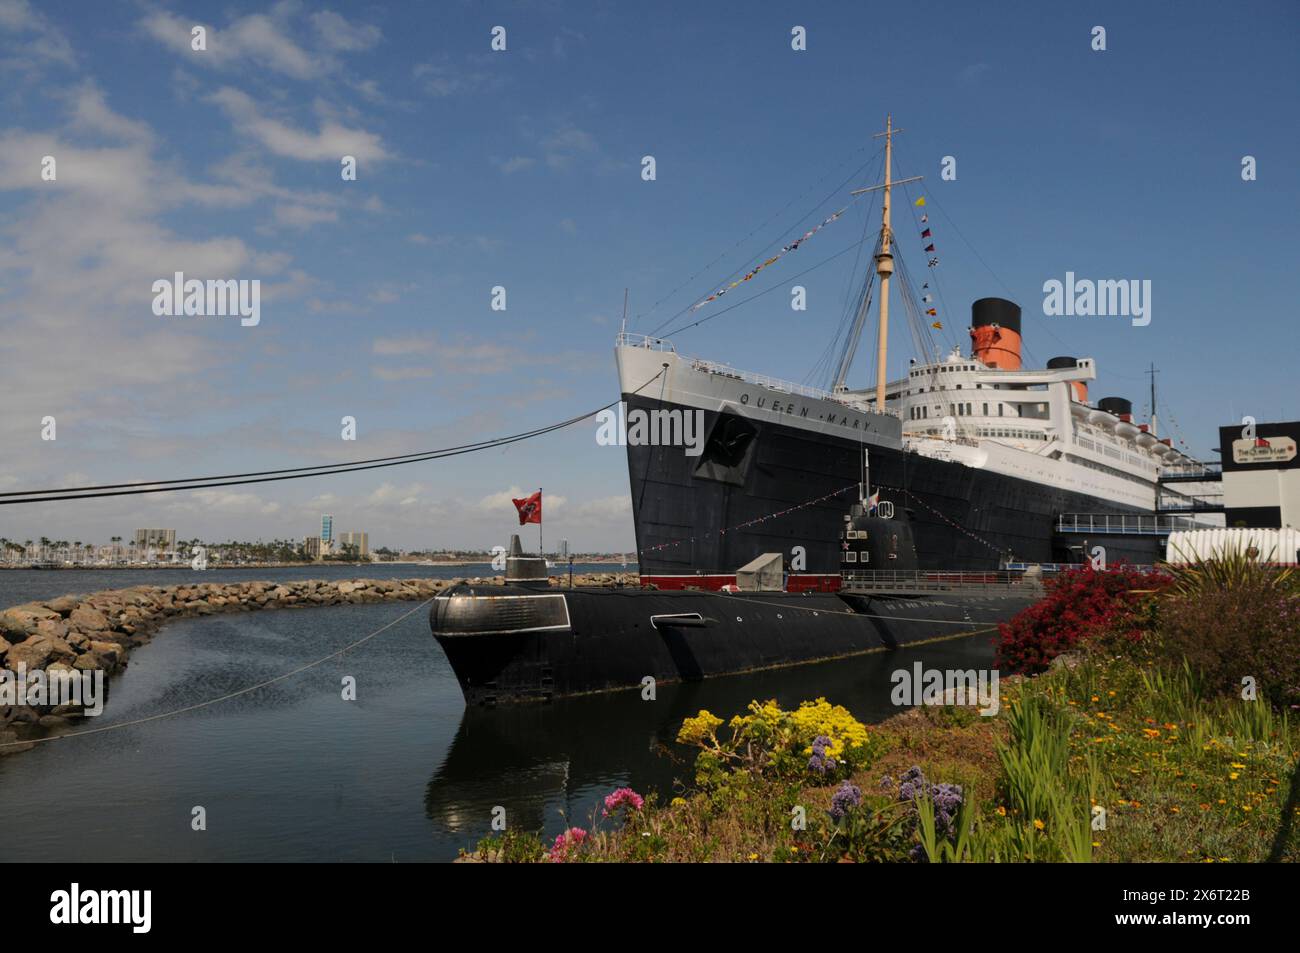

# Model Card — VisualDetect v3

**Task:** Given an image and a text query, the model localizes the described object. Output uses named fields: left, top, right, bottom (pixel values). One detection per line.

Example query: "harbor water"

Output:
left=0, top=566, right=996, bottom=862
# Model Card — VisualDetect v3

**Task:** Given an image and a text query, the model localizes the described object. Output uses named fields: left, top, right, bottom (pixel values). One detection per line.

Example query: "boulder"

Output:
left=68, top=606, right=110, bottom=632
left=44, top=595, right=81, bottom=616
left=5, top=637, right=54, bottom=669
left=0, top=606, right=60, bottom=640
left=35, top=618, right=70, bottom=641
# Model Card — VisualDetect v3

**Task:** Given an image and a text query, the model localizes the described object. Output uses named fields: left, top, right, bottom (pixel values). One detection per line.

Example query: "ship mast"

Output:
left=850, top=116, right=922, bottom=410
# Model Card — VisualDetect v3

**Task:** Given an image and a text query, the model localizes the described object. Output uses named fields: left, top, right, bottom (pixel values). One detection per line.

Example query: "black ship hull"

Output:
left=430, top=582, right=1040, bottom=705
left=623, top=393, right=1161, bottom=588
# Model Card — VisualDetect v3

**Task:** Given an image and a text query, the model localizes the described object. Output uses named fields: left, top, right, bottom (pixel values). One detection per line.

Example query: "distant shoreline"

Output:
left=0, top=559, right=636, bottom=571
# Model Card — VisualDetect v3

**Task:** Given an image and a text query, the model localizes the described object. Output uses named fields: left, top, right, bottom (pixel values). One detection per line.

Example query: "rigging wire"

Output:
left=648, top=147, right=885, bottom=338
left=633, top=142, right=881, bottom=330
left=655, top=240, right=864, bottom=340
left=0, top=370, right=668, bottom=506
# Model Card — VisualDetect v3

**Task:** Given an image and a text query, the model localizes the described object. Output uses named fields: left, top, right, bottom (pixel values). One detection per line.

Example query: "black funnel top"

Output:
left=971, top=297, right=1022, bottom=334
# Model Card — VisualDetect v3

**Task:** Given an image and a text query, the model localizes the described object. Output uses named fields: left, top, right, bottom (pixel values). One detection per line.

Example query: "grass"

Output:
left=461, top=653, right=1300, bottom=863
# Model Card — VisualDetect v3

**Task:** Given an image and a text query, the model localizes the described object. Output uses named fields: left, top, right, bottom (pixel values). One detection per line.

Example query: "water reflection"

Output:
left=425, top=632, right=996, bottom=841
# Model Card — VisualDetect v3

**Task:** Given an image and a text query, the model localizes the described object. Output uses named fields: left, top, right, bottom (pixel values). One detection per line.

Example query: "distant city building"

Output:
left=303, top=536, right=326, bottom=560
left=134, top=528, right=176, bottom=551
left=321, top=514, right=333, bottom=543
left=338, top=531, right=369, bottom=557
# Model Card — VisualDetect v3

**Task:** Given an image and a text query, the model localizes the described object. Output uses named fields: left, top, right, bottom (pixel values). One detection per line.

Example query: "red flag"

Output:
left=921, top=228, right=932, bottom=238
left=924, top=243, right=935, bottom=252
left=512, top=490, right=542, bottom=525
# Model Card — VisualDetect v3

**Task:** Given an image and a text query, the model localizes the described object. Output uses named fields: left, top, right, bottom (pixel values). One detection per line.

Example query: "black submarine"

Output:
left=429, top=495, right=1046, bottom=706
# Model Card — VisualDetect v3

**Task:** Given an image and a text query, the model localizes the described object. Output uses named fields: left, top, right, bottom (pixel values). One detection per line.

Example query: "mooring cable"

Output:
left=0, top=597, right=434, bottom=749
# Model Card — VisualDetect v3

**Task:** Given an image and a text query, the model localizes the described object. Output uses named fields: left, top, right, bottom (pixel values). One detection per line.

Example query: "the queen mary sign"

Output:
left=1231, top=435, right=1298, bottom=466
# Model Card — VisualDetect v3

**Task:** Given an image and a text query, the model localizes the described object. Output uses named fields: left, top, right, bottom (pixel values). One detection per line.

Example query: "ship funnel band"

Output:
left=969, top=297, right=1022, bottom=370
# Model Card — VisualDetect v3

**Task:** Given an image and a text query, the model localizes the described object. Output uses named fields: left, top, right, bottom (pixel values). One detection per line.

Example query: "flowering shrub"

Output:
left=602, top=787, right=645, bottom=819
left=676, top=698, right=882, bottom=787
left=1155, top=560, right=1300, bottom=707
left=548, top=827, right=588, bottom=863
left=994, top=566, right=1169, bottom=674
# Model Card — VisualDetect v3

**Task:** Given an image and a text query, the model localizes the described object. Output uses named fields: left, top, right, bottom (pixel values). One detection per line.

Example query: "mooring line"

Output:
left=0, top=597, right=434, bottom=749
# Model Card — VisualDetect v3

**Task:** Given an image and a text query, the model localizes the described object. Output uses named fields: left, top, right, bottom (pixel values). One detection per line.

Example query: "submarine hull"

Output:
left=429, top=583, right=1038, bottom=705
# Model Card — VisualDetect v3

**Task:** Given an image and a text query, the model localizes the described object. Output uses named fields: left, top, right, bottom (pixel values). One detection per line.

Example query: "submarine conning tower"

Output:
left=840, top=500, right=919, bottom=574
left=504, top=534, right=549, bottom=588
left=969, top=297, right=1022, bottom=370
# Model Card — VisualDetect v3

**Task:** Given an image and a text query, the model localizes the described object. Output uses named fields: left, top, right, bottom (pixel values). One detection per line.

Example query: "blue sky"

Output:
left=0, top=0, right=1296, bottom=551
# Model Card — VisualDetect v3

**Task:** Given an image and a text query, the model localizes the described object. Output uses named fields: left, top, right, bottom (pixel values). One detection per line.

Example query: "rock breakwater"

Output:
left=0, top=572, right=636, bottom=753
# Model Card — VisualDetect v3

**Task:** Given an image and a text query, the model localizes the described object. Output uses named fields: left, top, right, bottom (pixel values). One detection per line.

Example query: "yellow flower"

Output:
left=1229, top=772, right=1240, bottom=780
left=748, top=853, right=758, bottom=861
left=1033, top=819, right=1045, bottom=830
left=1092, top=841, right=1101, bottom=848
left=1230, top=762, right=1246, bottom=769
left=996, top=806, right=1006, bottom=816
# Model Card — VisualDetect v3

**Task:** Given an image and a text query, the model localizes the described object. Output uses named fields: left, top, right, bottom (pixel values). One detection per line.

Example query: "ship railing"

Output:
left=1056, top=513, right=1208, bottom=535
left=839, top=569, right=1045, bottom=593
left=616, top=332, right=677, bottom=353
left=616, top=332, right=901, bottom=418
left=1159, top=463, right=1221, bottom=479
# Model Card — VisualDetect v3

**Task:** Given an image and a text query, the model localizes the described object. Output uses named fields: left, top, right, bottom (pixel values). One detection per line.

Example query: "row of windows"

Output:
left=909, top=402, right=1013, bottom=419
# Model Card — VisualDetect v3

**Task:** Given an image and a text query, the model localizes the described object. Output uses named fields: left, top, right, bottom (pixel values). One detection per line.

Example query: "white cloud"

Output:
left=372, top=366, right=434, bottom=381
left=311, top=10, right=381, bottom=52
left=373, top=335, right=434, bottom=355
left=492, top=155, right=535, bottom=175
left=0, top=0, right=75, bottom=71
left=273, top=204, right=339, bottom=229
left=209, top=86, right=389, bottom=163
left=140, top=9, right=321, bottom=80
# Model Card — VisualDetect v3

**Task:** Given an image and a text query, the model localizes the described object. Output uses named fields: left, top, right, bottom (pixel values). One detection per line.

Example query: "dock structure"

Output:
left=838, top=569, right=1045, bottom=597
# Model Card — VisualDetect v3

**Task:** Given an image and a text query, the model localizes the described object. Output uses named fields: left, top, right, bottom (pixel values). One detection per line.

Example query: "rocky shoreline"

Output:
left=0, top=572, right=637, bottom=754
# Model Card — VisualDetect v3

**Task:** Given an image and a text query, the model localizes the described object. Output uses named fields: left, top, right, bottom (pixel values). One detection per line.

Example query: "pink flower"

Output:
left=602, top=787, right=645, bottom=817
left=548, top=827, right=588, bottom=863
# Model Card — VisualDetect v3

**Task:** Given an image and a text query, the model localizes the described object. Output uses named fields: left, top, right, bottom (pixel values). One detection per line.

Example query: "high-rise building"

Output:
left=303, top=536, right=325, bottom=560
left=321, top=514, right=333, bottom=543
left=339, top=531, right=369, bottom=557
left=134, top=528, right=176, bottom=551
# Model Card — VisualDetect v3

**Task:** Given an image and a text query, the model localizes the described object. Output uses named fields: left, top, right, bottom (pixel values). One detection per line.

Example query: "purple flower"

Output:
left=829, top=781, right=863, bottom=820
left=807, top=734, right=835, bottom=775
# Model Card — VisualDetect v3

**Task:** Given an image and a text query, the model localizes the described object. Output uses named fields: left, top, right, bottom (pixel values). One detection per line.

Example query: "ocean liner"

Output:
left=617, top=117, right=1209, bottom=590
